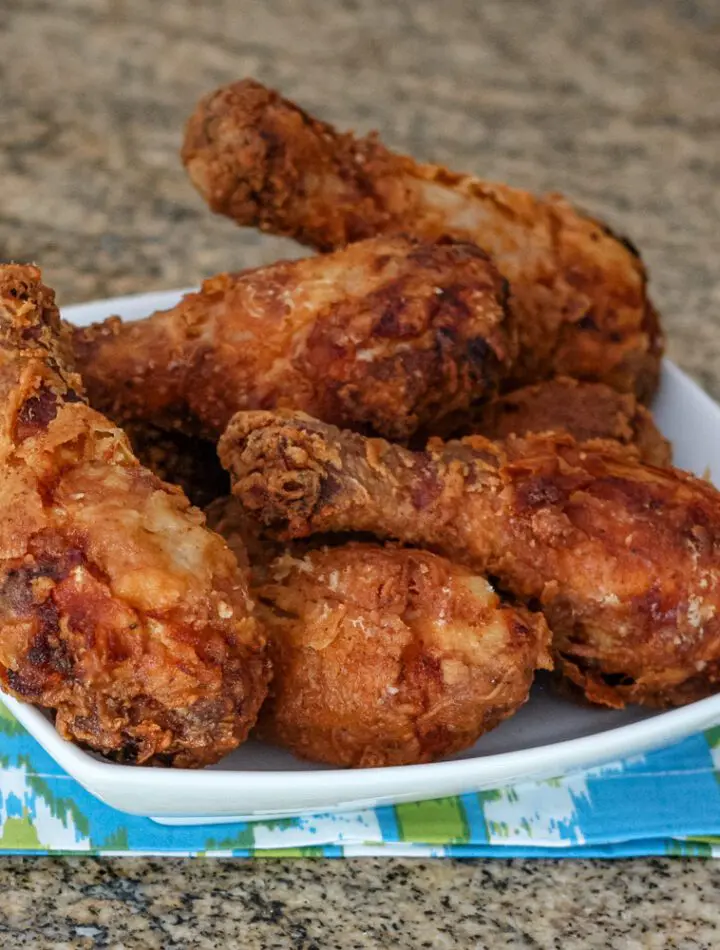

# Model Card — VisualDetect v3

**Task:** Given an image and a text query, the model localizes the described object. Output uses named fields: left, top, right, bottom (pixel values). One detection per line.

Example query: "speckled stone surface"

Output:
left=1, top=0, right=720, bottom=945
left=1, top=856, right=720, bottom=949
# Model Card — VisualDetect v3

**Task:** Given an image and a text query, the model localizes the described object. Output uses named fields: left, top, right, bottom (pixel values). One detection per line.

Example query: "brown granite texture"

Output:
left=1, top=0, right=720, bottom=946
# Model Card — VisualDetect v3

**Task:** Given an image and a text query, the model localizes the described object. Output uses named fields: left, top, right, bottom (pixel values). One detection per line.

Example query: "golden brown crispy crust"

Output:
left=462, top=377, right=671, bottom=467
left=182, top=78, right=663, bottom=400
left=72, top=235, right=515, bottom=441
left=220, top=410, right=720, bottom=709
left=210, top=527, right=550, bottom=767
left=206, top=496, right=550, bottom=766
left=125, top=422, right=229, bottom=509
left=257, top=544, right=551, bottom=768
left=0, top=266, right=269, bottom=767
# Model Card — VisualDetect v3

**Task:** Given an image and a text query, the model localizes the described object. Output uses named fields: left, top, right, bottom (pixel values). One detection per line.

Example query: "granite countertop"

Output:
left=2, top=0, right=720, bottom=945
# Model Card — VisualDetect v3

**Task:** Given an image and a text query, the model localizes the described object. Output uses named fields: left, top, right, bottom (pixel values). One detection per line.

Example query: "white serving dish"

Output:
left=4, top=289, right=720, bottom=825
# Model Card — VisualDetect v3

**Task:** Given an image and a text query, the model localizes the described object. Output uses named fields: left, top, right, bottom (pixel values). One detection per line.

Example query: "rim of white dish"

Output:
left=6, top=682, right=720, bottom=790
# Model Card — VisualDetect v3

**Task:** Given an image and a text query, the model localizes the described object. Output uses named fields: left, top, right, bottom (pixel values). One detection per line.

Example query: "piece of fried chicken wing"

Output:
left=72, top=235, right=515, bottom=442
left=0, top=265, right=269, bottom=767
left=182, top=79, right=663, bottom=399
left=206, top=497, right=551, bottom=767
left=463, top=377, right=671, bottom=467
left=219, top=410, right=720, bottom=709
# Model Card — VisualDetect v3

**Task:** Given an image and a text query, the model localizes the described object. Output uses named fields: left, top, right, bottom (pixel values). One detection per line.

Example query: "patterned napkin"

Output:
left=2, top=701, right=720, bottom=857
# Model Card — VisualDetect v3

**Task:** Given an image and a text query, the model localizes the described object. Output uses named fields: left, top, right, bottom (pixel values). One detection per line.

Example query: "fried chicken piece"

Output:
left=125, top=422, right=229, bottom=509
left=72, top=235, right=515, bottom=442
left=463, top=377, right=671, bottom=466
left=182, top=79, right=663, bottom=399
left=220, top=410, right=720, bottom=709
left=253, top=543, right=550, bottom=768
left=206, top=495, right=550, bottom=767
left=0, top=265, right=269, bottom=767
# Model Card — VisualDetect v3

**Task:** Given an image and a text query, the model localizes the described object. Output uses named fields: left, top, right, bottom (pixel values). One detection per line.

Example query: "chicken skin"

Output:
left=465, top=377, right=671, bottom=467
left=72, top=235, right=515, bottom=442
left=206, top=498, right=551, bottom=768
left=125, top=377, right=670, bottom=512
left=0, top=265, right=269, bottom=767
left=182, top=79, right=663, bottom=399
left=253, top=544, right=551, bottom=768
left=220, top=410, right=720, bottom=709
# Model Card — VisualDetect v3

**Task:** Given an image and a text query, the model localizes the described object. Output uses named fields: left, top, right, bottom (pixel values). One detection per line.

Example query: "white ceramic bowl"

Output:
left=5, top=289, right=720, bottom=825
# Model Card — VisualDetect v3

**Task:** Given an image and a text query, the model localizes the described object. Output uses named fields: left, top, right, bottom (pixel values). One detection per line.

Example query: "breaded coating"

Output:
left=220, top=410, right=720, bottom=709
left=205, top=495, right=551, bottom=768
left=182, top=79, right=663, bottom=399
left=125, top=422, right=229, bottom=509
left=464, top=377, right=671, bottom=467
left=72, top=235, right=515, bottom=441
left=251, top=543, right=551, bottom=768
left=0, top=265, right=269, bottom=767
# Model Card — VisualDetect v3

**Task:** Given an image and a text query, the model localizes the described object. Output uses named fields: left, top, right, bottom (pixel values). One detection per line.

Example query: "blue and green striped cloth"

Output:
left=2, top=701, right=720, bottom=857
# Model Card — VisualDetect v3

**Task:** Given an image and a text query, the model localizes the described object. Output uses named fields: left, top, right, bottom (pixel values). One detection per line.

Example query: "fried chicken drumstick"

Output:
left=253, top=544, right=551, bottom=768
left=182, top=79, right=663, bottom=399
left=206, top=498, right=550, bottom=767
left=72, top=235, right=515, bottom=441
left=466, top=377, right=671, bottom=467
left=220, top=410, right=720, bottom=709
left=0, top=266, right=269, bottom=766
